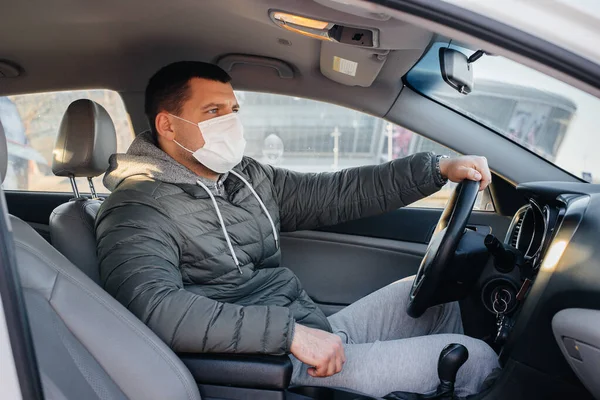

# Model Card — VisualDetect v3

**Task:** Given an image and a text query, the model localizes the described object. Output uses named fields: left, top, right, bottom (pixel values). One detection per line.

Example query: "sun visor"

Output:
left=320, top=42, right=388, bottom=87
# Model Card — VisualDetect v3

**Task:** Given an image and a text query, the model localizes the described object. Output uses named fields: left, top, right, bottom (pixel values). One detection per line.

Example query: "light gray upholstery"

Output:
left=49, top=99, right=116, bottom=282
left=25, top=290, right=128, bottom=400
left=52, top=99, right=116, bottom=178
left=50, top=199, right=102, bottom=283
left=12, top=215, right=201, bottom=400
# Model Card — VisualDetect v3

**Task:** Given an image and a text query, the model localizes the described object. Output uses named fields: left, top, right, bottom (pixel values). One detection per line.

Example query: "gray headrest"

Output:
left=52, top=99, right=117, bottom=178
left=0, top=119, right=6, bottom=183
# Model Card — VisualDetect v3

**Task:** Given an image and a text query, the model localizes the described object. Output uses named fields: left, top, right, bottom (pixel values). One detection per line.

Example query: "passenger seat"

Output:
left=50, top=99, right=116, bottom=283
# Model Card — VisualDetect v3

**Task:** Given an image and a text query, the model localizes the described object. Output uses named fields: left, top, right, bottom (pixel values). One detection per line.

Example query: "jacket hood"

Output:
left=104, top=131, right=215, bottom=191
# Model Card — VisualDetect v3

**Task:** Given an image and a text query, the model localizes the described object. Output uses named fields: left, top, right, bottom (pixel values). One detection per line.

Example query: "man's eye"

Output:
left=207, top=109, right=218, bottom=114
left=233, top=109, right=240, bottom=113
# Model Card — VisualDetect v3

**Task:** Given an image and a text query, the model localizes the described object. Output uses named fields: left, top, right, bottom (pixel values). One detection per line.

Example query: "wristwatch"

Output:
left=434, top=154, right=449, bottom=187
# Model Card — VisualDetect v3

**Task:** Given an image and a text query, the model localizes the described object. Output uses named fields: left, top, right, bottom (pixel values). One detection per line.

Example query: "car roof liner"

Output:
left=0, top=0, right=432, bottom=118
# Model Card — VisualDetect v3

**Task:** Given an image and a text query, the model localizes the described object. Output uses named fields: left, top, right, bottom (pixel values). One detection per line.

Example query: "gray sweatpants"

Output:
left=290, top=277, right=500, bottom=398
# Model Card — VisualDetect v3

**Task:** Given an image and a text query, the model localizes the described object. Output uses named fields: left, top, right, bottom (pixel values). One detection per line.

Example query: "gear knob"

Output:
left=438, top=343, right=469, bottom=388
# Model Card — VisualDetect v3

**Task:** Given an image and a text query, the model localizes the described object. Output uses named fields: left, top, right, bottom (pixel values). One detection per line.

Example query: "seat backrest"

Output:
left=13, top=216, right=201, bottom=400
left=1, top=123, right=201, bottom=400
left=49, top=99, right=116, bottom=283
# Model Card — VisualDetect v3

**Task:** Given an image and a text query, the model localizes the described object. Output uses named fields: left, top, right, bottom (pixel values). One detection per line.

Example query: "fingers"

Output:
left=327, top=357, right=338, bottom=377
left=334, top=347, right=345, bottom=375
left=458, top=157, right=492, bottom=191
left=335, top=338, right=346, bottom=374
left=474, top=156, right=492, bottom=190
left=310, top=358, right=336, bottom=377
left=466, top=167, right=482, bottom=181
left=340, top=350, right=346, bottom=370
left=458, top=165, right=481, bottom=183
left=309, top=339, right=345, bottom=377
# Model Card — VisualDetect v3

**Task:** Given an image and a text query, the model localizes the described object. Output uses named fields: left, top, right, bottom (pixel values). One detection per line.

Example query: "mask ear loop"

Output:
left=169, top=113, right=198, bottom=126
left=173, top=139, right=195, bottom=154
left=168, top=113, right=202, bottom=154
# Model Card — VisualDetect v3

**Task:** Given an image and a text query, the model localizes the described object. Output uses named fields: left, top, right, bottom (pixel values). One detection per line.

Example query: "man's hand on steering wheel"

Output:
left=439, top=155, right=492, bottom=190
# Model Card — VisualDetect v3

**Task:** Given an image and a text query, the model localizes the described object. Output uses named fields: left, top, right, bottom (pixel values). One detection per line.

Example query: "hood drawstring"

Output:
left=229, top=170, right=279, bottom=249
left=195, top=171, right=279, bottom=274
left=196, top=179, right=243, bottom=274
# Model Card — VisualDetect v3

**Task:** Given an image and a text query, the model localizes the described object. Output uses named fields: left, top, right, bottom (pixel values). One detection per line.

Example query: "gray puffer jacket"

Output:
left=96, top=131, right=444, bottom=355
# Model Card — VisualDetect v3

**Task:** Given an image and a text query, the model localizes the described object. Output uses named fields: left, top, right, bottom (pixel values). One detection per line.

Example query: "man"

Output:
left=96, top=61, right=498, bottom=397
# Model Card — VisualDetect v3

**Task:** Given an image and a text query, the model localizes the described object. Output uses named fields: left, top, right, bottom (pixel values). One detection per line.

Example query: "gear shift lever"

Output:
left=435, top=343, right=469, bottom=399
left=383, top=343, right=470, bottom=400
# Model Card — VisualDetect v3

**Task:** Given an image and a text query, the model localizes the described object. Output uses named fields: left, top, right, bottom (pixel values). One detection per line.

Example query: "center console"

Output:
left=179, top=342, right=472, bottom=400
left=179, top=352, right=382, bottom=399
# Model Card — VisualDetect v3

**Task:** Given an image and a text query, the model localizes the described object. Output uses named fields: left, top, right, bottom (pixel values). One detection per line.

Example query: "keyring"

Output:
left=492, top=297, right=509, bottom=314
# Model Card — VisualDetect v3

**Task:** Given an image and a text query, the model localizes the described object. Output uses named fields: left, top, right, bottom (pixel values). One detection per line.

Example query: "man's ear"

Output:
left=155, top=112, right=176, bottom=141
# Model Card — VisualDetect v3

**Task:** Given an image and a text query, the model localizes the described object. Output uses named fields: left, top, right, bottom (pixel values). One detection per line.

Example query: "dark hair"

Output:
left=144, top=61, right=232, bottom=135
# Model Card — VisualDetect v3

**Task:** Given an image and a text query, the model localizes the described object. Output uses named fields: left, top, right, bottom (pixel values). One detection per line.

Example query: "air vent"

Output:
left=508, top=206, right=529, bottom=249
left=510, top=218, right=523, bottom=248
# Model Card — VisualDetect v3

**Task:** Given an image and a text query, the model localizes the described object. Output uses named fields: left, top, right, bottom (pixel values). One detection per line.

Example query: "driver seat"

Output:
left=0, top=116, right=201, bottom=399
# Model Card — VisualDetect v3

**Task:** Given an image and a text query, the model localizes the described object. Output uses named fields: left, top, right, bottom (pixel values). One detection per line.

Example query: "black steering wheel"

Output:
left=407, top=179, right=480, bottom=318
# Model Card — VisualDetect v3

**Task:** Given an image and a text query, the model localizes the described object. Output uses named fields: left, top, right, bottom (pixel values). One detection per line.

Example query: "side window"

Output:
left=0, top=90, right=133, bottom=193
left=237, top=91, right=493, bottom=211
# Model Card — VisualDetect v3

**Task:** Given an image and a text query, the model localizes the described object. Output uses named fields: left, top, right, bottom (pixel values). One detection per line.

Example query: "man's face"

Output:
left=165, top=77, right=240, bottom=152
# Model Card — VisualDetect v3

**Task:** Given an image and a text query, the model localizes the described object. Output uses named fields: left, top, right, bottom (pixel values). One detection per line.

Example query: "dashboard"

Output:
left=485, top=181, right=600, bottom=396
left=477, top=198, right=563, bottom=321
left=482, top=189, right=571, bottom=331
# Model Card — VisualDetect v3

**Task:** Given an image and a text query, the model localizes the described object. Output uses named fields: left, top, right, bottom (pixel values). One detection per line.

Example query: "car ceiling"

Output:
left=0, top=0, right=434, bottom=117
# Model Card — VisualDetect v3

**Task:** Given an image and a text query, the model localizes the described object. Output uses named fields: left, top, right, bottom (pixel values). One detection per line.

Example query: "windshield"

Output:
left=406, top=42, right=600, bottom=183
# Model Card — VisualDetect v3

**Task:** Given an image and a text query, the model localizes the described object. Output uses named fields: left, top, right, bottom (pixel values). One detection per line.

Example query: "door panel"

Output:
left=282, top=208, right=511, bottom=314
left=280, top=231, right=426, bottom=315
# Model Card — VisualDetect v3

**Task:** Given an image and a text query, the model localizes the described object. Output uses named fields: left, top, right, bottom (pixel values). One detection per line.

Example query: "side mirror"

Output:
left=439, top=48, right=473, bottom=94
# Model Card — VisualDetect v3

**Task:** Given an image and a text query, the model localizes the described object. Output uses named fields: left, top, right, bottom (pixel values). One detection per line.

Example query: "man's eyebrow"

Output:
left=200, top=102, right=240, bottom=110
left=201, top=102, right=222, bottom=110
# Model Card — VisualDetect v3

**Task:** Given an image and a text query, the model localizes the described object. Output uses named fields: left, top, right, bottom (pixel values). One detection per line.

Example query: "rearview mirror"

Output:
left=439, top=48, right=473, bottom=94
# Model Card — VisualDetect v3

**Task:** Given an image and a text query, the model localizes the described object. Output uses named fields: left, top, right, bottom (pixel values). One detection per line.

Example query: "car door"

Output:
left=237, top=91, right=511, bottom=315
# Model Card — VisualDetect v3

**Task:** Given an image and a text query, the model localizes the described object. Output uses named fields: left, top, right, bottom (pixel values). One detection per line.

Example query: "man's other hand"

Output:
left=290, top=323, right=346, bottom=377
left=439, top=155, right=492, bottom=190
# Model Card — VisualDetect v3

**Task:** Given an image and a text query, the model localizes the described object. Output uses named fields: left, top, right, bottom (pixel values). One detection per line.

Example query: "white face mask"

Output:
left=170, top=112, right=246, bottom=173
